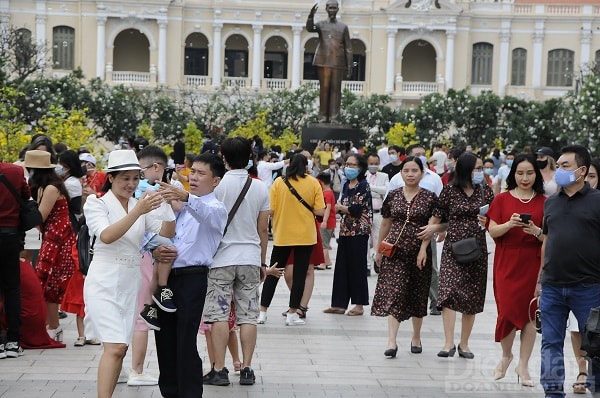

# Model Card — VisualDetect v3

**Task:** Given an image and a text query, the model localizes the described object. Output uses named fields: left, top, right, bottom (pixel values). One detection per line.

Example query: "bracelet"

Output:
left=534, top=228, right=542, bottom=238
left=261, top=263, right=267, bottom=268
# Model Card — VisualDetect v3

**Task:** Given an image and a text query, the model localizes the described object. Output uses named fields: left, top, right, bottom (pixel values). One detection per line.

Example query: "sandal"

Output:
left=573, top=372, right=590, bottom=394
left=74, top=337, right=85, bottom=347
left=346, top=308, right=364, bottom=316
left=323, top=307, right=345, bottom=314
left=297, top=306, right=308, bottom=319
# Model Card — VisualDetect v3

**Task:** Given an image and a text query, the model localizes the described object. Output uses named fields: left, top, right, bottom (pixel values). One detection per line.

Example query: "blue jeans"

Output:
left=540, top=283, right=600, bottom=397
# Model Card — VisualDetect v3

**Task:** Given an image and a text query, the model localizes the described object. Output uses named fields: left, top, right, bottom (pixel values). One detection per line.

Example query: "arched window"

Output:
left=53, top=26, right=75, bottom=70
left=264, top=36, right=288, bottom=79
left=471, top=42, right=493, bottom=85
left=511, top=48, right=527, bottom=86
left=224, top=35, right=248, bottom=77
left=303, top=38, right=318, bottom=80
left=350, top=39, right=366, bottom=81
left=547, top=49, right=574, bottom=87
left=15, top=28, right=33, bottom=70
left=184, top=33, right=209, bottom=76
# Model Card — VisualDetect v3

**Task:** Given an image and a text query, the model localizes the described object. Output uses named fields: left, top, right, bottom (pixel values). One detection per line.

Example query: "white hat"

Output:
left=79, top=153, right=96, bottom=165
left=104, top=150, right=141, bottom=172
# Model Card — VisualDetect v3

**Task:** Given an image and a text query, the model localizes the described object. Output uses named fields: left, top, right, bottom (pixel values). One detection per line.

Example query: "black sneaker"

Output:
left=139, top=304, right=161, bottom=331
left=58, top=310, right=68, bottom=319
left=5, top=342, right=23, bottom=358
left=152, top=286, right=177, bottom=313
left=239, top=366, right=255, bottom=385
left=203, top=367, right=230, bottom=386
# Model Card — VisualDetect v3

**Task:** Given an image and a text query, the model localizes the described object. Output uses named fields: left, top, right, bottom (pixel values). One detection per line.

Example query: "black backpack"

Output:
left=76, top=218, right=96, bottom=276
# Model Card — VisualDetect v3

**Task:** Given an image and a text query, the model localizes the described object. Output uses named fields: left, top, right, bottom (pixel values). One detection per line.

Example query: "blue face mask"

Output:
left=344, top=167, right=360, bottom=180
left=55, top=165, right=67, bottom=177
left=555, top=167, right=582, bottom=187
left=506, top=159, right=514, bottom=167
left=472, top=171, right=484, bottom=185
left=245, top=160, right=253, bottom=170
left=484, top=168, right=494, bottom=176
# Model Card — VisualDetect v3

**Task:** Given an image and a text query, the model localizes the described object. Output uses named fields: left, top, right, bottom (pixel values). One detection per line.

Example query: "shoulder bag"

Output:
left=223, top=175, right=252, bottom=236
left=281, top=176, right=323, bottom=222
left=77, top=216, right=96, bottom=276
left=377, top=190, right=420, bottom=258
left=450, top=184, right=485, bottom=264
left=0, top=173, right=43, bottom=231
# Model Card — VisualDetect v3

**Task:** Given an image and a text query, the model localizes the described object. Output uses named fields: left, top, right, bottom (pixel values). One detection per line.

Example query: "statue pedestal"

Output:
left=301, top=124, right=363, bottom=153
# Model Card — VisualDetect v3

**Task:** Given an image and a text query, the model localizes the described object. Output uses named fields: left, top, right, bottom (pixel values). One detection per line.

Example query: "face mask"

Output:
left=307, top=159, right=314, bottom=170
left=389, top=154, right=398, bottom=163
left=81, top=165, right=88, bottom=175
left=329, top=165, right=337, bottom=170
left=333, top=148, right=339, bottom=153
left=506, top=159, right=514, bottom=167
left=537, top=159, right=548, bottom=169
left=472, top=171, right=484, bottom=185
left=484, top=168, right=494, bottom=176
left=344, top=167, right=360, bottom=180
left=245, top=160, right=253, bottom=170
left=555, top=167, right=582, bottom=187
left=368, top=165, right=379, bottom=174
left=418, top=156, right=428, bottom=168
left=28, top=170, right=34, bottom=179
left=55, top=165, right=67, bottom=177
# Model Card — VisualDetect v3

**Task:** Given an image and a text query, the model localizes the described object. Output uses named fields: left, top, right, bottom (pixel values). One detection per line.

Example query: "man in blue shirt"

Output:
left=152, top=153, right=228, bottom=398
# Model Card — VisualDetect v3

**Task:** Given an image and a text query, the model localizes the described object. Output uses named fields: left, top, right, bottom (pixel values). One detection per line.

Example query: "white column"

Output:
left=291, top=26, right=302, bottom=89
left=96, top=16, right=106, bottom=79
left=212, top=23, right=223, bottom=87
left=580, top=21, right=592, bottom=69
left=158, top=19, right=168, bottom=85
left=385, top=28, right=396, bottom=94
left=35, top=14, right=46, bottom=47
left=532, top=22, right=544, bottom=89
left=252, top=24, right=263, bottom=90
left=498, top=26, right=511, bottom=96
left=445, top=29, right=456, bottom=90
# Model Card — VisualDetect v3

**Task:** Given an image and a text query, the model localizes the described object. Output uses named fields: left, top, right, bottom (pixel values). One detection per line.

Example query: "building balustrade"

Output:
left=265, top=78, right=288, bottom=90
left=112, top=71, right=151, bottom=84
left=185, top=75, right=209, bottom=87
left=224, top=76, right=249, bottom=88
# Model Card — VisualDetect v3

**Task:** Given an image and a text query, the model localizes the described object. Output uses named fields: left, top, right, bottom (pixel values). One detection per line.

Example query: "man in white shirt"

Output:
left=256, top=149, right=289, bottom=189
left=429, top=143, right=448, bottom=176
left=387, top=144, right=444, bottom=315
left=377, top=140, right=390, bottom=169
left=366, top=153, right=389, bottom=275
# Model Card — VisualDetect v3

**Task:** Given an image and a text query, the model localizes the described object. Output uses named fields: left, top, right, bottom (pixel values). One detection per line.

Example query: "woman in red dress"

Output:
left=486, top=153, right=545, bottom=387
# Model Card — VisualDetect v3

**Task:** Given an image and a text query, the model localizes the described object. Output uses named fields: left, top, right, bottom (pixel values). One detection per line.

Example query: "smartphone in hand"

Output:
left=520, top=213, right=531, bottom=224
left=479, top=204, right=489, bottom=216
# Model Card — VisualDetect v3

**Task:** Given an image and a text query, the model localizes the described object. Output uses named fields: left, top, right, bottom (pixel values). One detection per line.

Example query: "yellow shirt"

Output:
left=313, top=149, right=334, bottom=165
left=178, top=167, right=190, bottom=192
left=270, top=175, right=325, bottom=246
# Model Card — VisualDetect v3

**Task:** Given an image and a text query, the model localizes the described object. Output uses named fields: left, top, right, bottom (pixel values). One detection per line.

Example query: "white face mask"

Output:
left=307, top=159, right=314, bottom=170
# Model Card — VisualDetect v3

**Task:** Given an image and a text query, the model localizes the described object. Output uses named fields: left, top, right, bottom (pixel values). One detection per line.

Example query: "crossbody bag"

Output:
left=281, top=176, right=323, bottom=222
left=223, top=175, right=252, bottom=235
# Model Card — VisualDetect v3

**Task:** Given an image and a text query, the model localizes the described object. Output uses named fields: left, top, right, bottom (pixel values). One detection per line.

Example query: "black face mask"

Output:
left=81, top=165, right=88, bottom=175
left=537, top=159, right=548, bottom=169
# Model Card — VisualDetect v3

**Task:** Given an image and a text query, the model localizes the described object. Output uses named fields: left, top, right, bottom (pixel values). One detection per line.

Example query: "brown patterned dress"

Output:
left=371, top=187, right=438, bottom=321
left=433, top=183, right=494, bottom=314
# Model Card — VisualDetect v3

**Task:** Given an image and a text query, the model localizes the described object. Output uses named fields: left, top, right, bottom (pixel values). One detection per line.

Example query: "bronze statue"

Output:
left=306, top=0, right=353, bottom=124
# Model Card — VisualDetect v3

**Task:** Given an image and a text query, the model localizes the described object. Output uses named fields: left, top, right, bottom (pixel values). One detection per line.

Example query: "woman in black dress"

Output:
left=372, top=156, right=438, bottom=357
left=432, top=152, right=494, bottom=359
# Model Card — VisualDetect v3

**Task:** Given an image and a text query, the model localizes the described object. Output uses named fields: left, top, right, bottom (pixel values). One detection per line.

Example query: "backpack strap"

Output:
left=223, top=176, right=252, bottom=235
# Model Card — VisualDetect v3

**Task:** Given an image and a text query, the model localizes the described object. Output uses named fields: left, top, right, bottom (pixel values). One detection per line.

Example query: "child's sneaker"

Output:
left=139, top=304, right=161, bottom=331
left=152, top=286, right=177, bottom=313
left=5, top=342, right=24, bottom=358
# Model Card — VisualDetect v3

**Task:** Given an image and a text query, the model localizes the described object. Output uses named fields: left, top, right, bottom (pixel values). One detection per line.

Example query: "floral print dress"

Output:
left=433, top=183, right=494, bottom=314
left=371, top=188, right=438, bottom=321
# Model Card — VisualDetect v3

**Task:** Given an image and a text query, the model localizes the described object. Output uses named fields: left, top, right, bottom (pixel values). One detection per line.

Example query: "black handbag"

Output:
left=582, top=307, right=600, bottom=357
left=0, top=173, right=43, bottom=230
left=76, top=219, right=96, bottom=276
left=450, top=237, right=481, bottom=263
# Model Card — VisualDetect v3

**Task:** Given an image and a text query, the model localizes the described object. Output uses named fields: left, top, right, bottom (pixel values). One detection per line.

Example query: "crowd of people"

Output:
left=1, top=133, right=600, bottom=398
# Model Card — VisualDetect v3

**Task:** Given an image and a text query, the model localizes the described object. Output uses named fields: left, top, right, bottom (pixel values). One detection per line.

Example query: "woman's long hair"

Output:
left=286, top=153, right=308, bottom=181
left=506, top=153, right=544, bottom=194
left=452, top=152, right=478, bottom=189
left=29, top=168, right=70, bottom=202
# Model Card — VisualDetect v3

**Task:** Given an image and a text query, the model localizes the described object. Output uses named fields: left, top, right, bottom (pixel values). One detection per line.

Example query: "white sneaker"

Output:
left=285, top=314, right=305, bottom=326
left=127, top=369, right=159, bottom=386
left=257, top=311, right=267, bottom=324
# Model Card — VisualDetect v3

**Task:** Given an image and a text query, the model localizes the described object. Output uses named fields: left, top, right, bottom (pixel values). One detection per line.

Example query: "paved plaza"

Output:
left=0, top=238, right=589, bottom=397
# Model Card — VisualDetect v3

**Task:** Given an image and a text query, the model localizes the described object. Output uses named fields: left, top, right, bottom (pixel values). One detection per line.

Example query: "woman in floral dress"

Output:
left=372, top=156, right=438, bottom=357
left=25, top=150, right=76, bottom=342
left=432, top=152, right=494, bottom=359
left=324, top=154, right=372, bottom=316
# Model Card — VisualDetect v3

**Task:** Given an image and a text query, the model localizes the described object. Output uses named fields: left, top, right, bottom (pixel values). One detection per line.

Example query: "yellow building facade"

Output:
left=3, top=0, right=600, bottom=103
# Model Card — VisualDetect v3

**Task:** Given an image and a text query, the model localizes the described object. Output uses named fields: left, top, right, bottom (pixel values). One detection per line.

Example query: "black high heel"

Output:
left=410, top=341, right=422, bottom=354
left=437, top=345, right=456, bottom=358
left=457, top=344, right=474, bottom=359
left=384, top=346, right=398, bottom=358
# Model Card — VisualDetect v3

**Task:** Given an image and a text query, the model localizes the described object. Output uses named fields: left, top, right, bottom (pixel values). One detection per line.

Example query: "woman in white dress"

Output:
left=83, top=150, right=175, bottom=398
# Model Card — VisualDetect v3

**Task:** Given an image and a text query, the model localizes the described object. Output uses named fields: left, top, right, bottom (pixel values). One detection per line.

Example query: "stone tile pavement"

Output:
left=0, top=237, right=587, bottom=397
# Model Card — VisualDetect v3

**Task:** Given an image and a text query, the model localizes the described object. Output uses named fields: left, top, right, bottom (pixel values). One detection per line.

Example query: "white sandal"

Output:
left=74, top=337, right=85, bottom=347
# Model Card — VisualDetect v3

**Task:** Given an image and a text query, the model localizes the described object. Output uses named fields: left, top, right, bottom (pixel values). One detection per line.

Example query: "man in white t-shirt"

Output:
left=429, top=143, right=448, bottom=176
left=256, top=149, right=289, bottom=189
left=203, top=137, right=270, bottom=387
left=377, top=140, right=390, bottom=169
